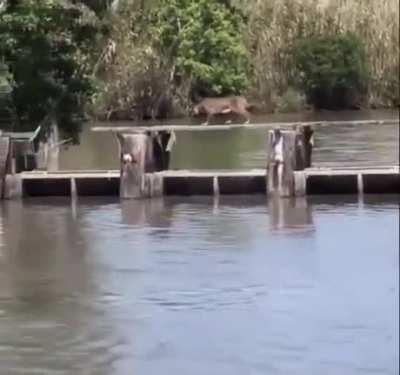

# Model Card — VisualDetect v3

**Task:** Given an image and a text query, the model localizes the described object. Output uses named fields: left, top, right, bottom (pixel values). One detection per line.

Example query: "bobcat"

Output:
left=193, top=96, right=252, bottom=125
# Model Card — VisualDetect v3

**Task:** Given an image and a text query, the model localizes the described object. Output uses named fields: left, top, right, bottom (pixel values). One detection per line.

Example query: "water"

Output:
left=60, top=109, right=399, bottom=170
left=0, top=195, right=398, bottom=375
left=1, top=109, right=399, bottom=374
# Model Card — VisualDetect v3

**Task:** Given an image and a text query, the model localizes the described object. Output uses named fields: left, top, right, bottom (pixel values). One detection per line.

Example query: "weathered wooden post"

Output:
left=152, top=131, right=175, bottom=171
left=117, top=132, right=149, bottom=199
left=1, top=135, right=22, bottom=199
left=116, top=130, right=175, bottom=199
left=0, top=136, right=10, bottom=199
left=302, top=125, right=314, bottom=168
left=46, top=124, right=60, bottom=172
left=294, top=125, right=313, bottom=169
left=267, top=126, right=313, bottom=197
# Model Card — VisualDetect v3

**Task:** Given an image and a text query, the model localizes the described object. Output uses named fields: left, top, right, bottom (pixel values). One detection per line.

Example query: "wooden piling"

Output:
left=294, top=125, right=314, bottom=169
left=116, top=130, right=175, bottom=199
left=117, top=133, right=149, bottom=199
left=267, top=126, right=313, bottom=197
left=0, top=136, right=10, bottom=199
left=151, top=131, right=175, bottom=171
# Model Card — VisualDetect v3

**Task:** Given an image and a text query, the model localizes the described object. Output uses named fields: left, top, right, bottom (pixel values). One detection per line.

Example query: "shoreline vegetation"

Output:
left=0, top=0, right=399, bottom=140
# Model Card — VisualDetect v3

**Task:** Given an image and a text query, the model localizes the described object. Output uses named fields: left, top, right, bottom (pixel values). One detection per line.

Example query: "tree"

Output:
left=0, top=0, right=102, bottom=142
left=152, top=0, right=249, bottom=98
left=293, top=33, right=368, bottom=110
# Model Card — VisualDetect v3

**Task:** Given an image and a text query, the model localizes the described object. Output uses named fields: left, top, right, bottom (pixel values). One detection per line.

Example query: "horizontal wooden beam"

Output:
left=91, top=119, right=399, bottom=133
left=5, top=166, right=397, bottom=198
left=17, top=166, right=398, bottom=179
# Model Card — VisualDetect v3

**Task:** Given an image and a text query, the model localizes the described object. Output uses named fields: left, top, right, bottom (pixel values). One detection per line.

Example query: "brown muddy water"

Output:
left=0, top=110, right=399, bottom=375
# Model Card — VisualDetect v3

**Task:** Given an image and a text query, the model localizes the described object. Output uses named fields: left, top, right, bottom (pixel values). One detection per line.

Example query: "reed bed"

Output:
left=246, top=0, right=399, bottom=108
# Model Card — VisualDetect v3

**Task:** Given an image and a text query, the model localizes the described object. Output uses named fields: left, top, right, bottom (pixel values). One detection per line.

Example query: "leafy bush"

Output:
left=274, top=87, right=306, bottom=113
left=0, top=1, right=101, bottom=142
left=153, top=0, right=249, bottom=98
left=89, top=0, right=176, bottom=120
left=0, top=62, right=17, bottom=131
left=247, top=0, right=398, bottom=110
left=293, top=33, right=368, bottom=109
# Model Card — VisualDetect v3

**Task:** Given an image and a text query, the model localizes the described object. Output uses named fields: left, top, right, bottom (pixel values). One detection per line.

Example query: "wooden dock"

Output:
left=4, top=166, right=398, bottom=198
left=1, top=119, right=398, bottom=199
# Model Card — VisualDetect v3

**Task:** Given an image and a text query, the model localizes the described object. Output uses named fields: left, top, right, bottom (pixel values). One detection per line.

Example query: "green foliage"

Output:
left=0, top=62, right=17, bottom=130
left=0, top=0, right=102, bottom=142
left=88, top=0, right=171, bottom=120
left=374, top=64, right=400, bottom=107
left=1, top=0, right=397, bottom=131
left=275, top=87, right=306, bottom=113
left=293, top=33, right=368, bottom=109
left=77, top=0, right=113, bottom=16
left=152, top=0, right=249, bottom=97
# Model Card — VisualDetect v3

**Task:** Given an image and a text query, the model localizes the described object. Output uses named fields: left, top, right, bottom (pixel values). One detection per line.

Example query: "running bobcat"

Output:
left=193, top=96, right=252, bottom=125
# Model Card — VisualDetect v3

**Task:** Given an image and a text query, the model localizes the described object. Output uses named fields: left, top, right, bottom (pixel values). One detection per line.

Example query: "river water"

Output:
left=59, top=109, right=399, bottom=170
left=0, top=110, right=399, bottom=375
left=0, top=195, right=398, bottom=375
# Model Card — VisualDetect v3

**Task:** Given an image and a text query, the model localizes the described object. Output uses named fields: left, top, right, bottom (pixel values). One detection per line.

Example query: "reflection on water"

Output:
left=268, top=197, right=314, bottom=233
left=60, top=109, right=399, bottom=170
left=0, top=195, right=398, bottom=375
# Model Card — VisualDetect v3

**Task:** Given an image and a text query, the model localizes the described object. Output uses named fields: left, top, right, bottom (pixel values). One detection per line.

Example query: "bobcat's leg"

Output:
left=242, top=109, right=251, bottom=124
left=201, top=112, right=213, bottom=126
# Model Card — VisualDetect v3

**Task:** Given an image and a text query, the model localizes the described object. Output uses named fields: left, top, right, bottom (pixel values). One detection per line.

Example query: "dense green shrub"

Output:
left=0, top=62, right=17, bottom=130
left=0, top=1, right=102, bottom=142
left=152, top=0, right=249, bottom=98
left=88, top=0, right=173, bottom=121
left=293, top=33, right=368, bottom=109
left=248, top=0, right=398, bottom=110
left=274, top=87, right=306, bottom=113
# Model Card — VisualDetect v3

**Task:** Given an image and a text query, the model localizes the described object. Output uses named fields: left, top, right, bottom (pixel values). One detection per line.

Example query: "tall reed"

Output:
left=246, top=0, right=399, bottom=108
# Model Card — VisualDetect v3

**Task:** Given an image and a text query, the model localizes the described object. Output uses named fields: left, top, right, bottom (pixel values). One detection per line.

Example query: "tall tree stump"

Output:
left=267, top=126, right=313, bottom=197
left=116, top=131, right=175, bottom=198
left=117, top=133, right=149, bottom=199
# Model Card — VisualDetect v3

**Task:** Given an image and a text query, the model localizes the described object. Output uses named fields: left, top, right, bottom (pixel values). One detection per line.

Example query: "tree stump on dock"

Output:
left=117, top=133, right=149, bottom=199
left=117, top=131, right=175, bottom=198
left=267, top=126, right=313, bottom=197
